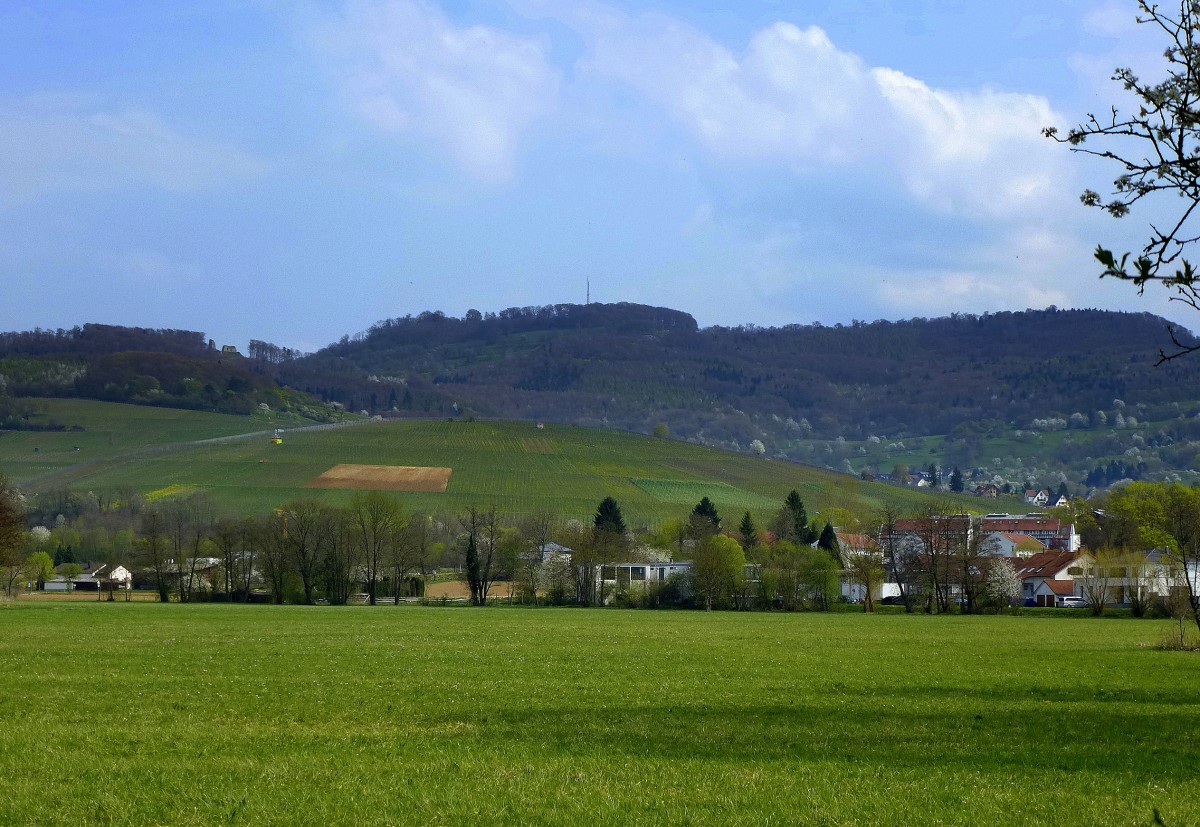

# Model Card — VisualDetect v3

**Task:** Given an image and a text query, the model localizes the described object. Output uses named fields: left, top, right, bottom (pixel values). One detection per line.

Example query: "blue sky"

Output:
left=0, top=0, right=1187, bottom=350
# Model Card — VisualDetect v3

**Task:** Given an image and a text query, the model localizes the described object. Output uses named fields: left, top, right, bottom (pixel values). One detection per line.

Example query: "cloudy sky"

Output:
left=0, top=0, right=1188, bottom=350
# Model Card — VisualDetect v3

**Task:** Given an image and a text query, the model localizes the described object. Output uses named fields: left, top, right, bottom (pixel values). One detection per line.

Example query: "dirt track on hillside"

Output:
left=306, top=464, right=452, bottom=492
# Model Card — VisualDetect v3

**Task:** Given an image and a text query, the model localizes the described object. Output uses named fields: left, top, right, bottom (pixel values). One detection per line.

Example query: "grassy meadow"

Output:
left=1, top=603, right=1196, bottom=826
left=1, top=400, right=1016, bottom=525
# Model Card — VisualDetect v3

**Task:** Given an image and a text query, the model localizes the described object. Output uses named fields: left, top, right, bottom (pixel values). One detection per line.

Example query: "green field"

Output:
left=0, top=400, right=1015, bottom=525
left=0, top=604, right=1194, bottom=825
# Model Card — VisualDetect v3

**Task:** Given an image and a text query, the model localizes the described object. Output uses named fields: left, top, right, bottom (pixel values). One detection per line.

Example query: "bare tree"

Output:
left=321, top=507, right=359, bottom=606
left=136, top=508, right=171, bottom=602
left=284, top=499, right=332, bottom=605
left=257, top=510, right=290, bottom=605
left=1077, top=548, right=1118, bottom=616
left=949, top=515, right=986, bottom=614
left=843, top=535, right=884, bottom=613
left=182, top=497, right=215, bottom=602
left=516, top=511, right=557, bottom=605
left=211, top=516, right=242, bottom=599
left=874, top=503, right=918, bottom=613
left=211, top=516, right=255, bottom=601
left=911, top=503, right=959, bottom=613
left=351, top=492, right=404, bottom=605
left=460, top=505, right=502, bottom=606
left=0, top=474, right=28, bottom=598
left=388, top=513, right=428, bottom=604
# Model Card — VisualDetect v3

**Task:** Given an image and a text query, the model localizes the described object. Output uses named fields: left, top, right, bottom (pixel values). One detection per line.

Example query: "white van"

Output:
left=1055, top=595, right=1087, bottom=608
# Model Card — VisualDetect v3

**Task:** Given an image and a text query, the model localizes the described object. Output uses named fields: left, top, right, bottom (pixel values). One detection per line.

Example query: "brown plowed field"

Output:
left=306, top=464, right=452, bottom=492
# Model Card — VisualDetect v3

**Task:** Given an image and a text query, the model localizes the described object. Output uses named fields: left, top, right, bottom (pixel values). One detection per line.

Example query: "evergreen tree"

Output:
left=817, top=521, right=839, bottom=564
left=778, top=490, right=818, bottom=545
left=738, top=511, right=758, bottom=551
left=594, top=497, right=627, bottom=535
left=691, top=496, right=721, bottom=531
left=463, top=529, right=481, bottom=606
left=949, top=467, right=964, bottom=492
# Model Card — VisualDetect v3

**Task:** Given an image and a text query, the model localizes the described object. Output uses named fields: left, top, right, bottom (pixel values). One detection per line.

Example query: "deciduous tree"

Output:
left=136, top=508, right=171, bottom=602
left=460, top=505, right=501, bottom=606
left=984, top=557, right=1022, bottom=611
left=351, top=491, right=404, bottom=606
left=690, top=534, right=745, bottom=611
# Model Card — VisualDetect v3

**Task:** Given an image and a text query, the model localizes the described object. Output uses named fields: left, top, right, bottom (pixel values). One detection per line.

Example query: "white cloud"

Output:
left=560, top=11, right=1067, bottom=220
left=316, top=0, right=559, bottom=182
left=0, top=96, right=265, bottom=206
left=1082, top=2, right=1138, bottom=37
left=879, top=272, right=1069, bottom=317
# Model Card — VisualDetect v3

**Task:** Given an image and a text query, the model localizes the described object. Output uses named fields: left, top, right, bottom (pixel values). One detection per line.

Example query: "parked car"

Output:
left=1055, top=595, right=1088, bottom=608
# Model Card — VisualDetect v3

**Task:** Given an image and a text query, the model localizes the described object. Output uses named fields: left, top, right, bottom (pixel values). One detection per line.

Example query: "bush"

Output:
left=1157, top=624, right=1200, bottom=652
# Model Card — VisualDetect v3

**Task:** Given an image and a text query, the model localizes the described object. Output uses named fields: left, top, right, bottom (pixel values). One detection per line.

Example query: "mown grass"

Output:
left=0, top=604, right=1195, bottom=826
left=11, top=411, right=993, bottom=525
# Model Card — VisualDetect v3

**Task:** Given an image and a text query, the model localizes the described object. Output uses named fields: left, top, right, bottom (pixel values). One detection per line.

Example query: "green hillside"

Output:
left=1, top=400, right=1020, bottom=525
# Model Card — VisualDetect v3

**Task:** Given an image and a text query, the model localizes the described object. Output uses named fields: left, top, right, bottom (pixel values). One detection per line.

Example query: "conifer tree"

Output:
left=738, top=511, right=758, bottom=551
left=594, top=497, right=626, bottom=535
left=817, top=521, right=840, bottom=564
left=776, top=490, right=818, bottom=544
left=691, top=496, right=721, bottom=531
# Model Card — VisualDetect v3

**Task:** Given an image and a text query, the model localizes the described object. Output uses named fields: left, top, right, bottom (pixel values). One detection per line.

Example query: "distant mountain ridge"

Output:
left=281, top=303, right=1200, bottom=445
left=5, top=307, right=1200, bottom=484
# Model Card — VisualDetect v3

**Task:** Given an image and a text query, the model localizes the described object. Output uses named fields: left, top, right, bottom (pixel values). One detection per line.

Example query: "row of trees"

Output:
left=1, top=473, right=851, bottom=612
left=7, top=470, right=1197, bottom=628
left=132, top=492, right=443, bottom=605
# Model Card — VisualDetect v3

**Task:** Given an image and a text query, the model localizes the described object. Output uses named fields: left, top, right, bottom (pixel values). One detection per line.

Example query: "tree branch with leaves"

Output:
left=1046, top=0, right=1200, bottom=362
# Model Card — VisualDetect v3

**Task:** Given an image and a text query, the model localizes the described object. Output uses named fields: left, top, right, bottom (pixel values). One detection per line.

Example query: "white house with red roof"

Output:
left=1015, top=550, right=1077, bottom=606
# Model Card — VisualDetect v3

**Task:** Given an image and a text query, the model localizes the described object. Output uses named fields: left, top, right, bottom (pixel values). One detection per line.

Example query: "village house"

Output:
left=980, top=514, right=1079, bottom=552
left=43, top=563, right=133, bottom=594
left=836, top=532, right=897, bottom=603
left=1015, top=550, right=1078, bottom=606
left=980, top=532, right=1046, bottom=558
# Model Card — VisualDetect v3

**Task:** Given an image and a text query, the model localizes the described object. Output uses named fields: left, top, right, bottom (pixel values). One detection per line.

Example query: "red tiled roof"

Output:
left=1039, top=580, right=1077, bottom=595
left=982, top=516, right=1062, bottom=533
left=837, top=533, right=877, bottom=550
left=1017, top=550, right=1077, bottom=579
left=999, top=532, right=1045, bottom=548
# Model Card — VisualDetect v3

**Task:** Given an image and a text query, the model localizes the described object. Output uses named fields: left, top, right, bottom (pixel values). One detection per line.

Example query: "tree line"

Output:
left=3, top=472, right=1197, bottom=634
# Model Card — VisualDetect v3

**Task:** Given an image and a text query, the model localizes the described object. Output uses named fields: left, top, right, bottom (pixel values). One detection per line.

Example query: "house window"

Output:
left=1067, top=567, right=1082, bottom=575
left=601, top=566, right=616, bottom=581
left=630, top=567, right=646, bottom=581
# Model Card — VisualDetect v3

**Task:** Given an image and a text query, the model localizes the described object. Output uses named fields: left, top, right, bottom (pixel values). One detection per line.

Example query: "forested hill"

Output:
left=6, top=307, right=1200, bottom=474
left=0, top=323, right=328, bottom=424
left=281, top=303, right=1200, bottom=447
